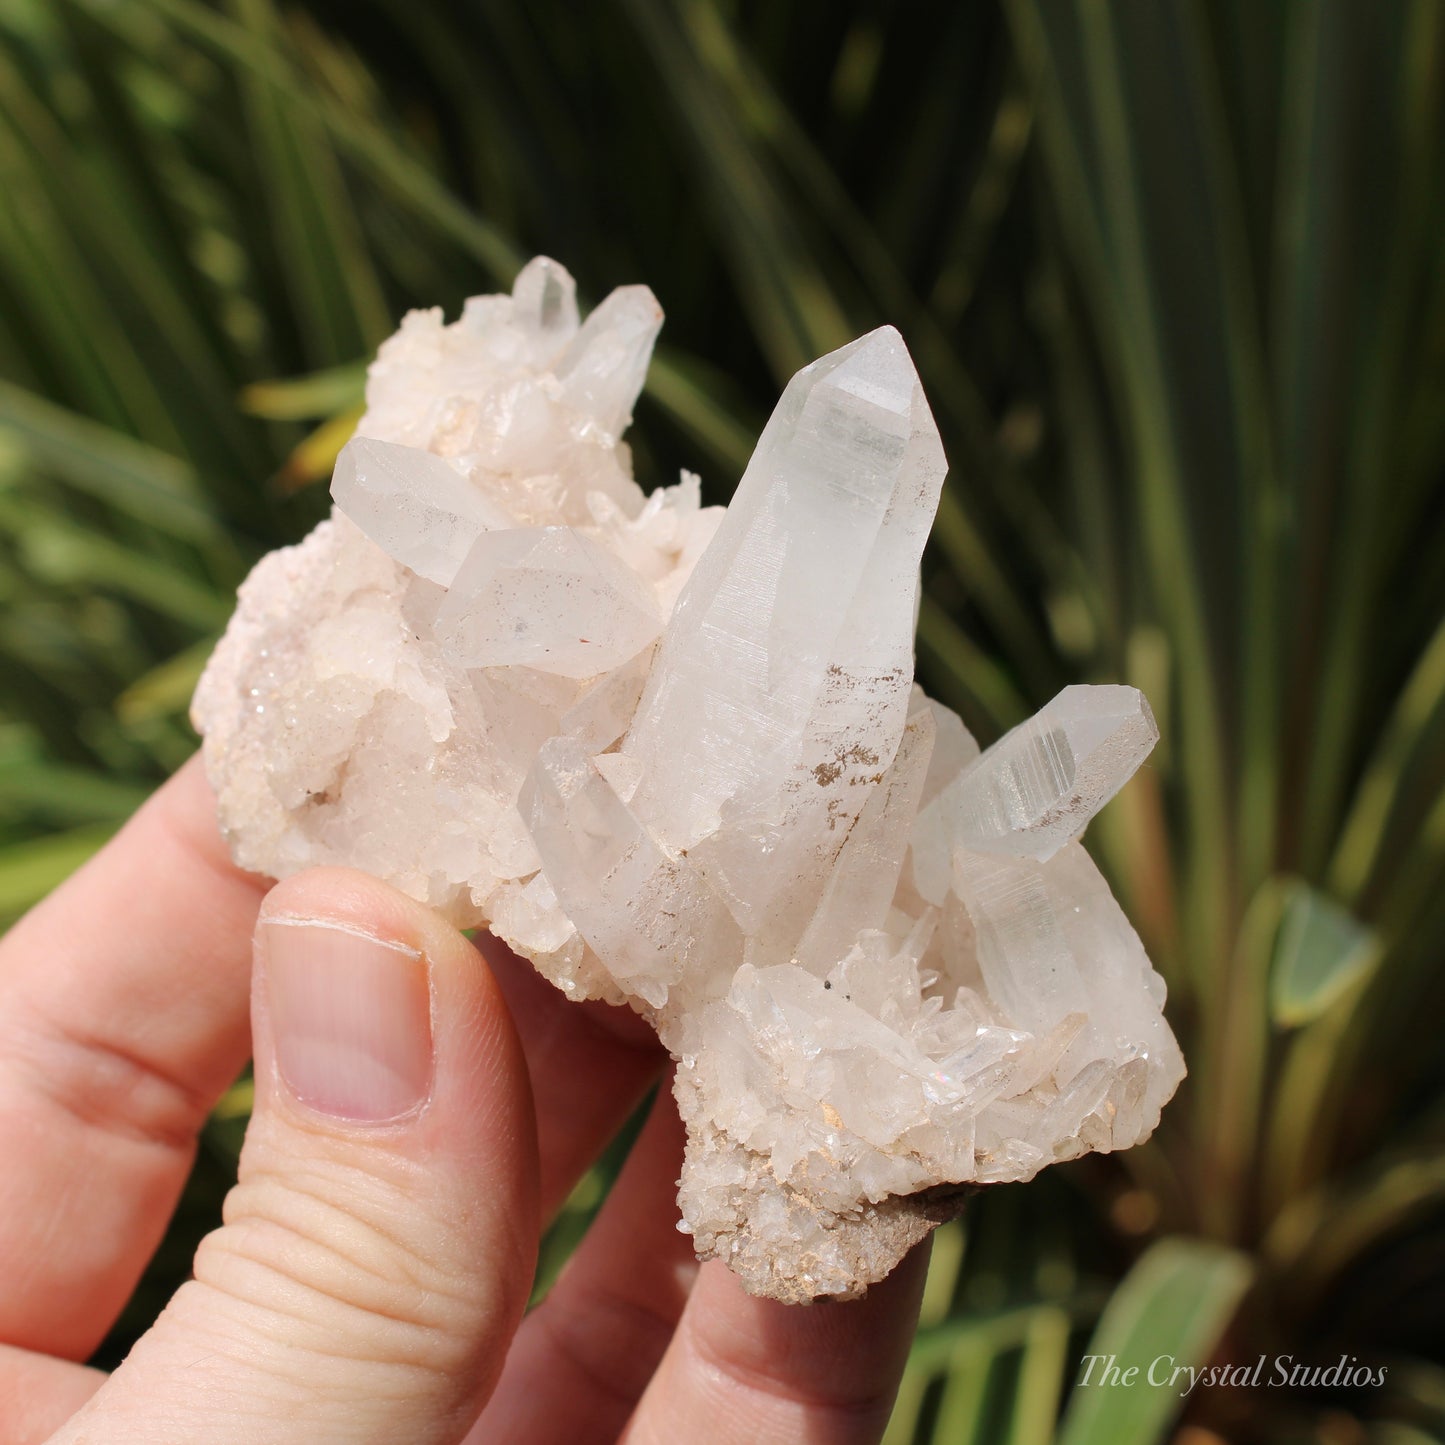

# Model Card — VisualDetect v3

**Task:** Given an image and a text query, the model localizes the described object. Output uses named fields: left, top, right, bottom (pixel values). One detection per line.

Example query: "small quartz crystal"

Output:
left=193, top=259, right=1184, bottom=1302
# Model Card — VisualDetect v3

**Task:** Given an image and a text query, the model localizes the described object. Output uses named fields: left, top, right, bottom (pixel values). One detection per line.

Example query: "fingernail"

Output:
left=260, top=918, right=433, bottom=1123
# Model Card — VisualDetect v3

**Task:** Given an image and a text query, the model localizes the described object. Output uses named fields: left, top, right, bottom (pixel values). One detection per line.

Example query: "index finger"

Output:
left=0, top=755, right=267, bottom=1360
left=621, top=1246, right=931, bottom=1445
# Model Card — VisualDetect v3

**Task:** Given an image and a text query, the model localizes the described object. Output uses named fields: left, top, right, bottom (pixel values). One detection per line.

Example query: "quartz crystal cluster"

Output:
left=193, top=258, right=1185, bottom=1302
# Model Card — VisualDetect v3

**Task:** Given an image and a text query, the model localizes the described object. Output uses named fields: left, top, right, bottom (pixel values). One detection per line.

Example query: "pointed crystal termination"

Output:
left=434, top=526, right=663, bottom=678
left=625, top=327, right=947, bottom=857
left=330, top=436, right=512, bottom=586
left=621, top=328, right=946, bottom=955
left=555, top=284, right=663, bottom=439
left=940, top=684, right=1158, bottom=861
left=510, top=255, right=580, bottom=359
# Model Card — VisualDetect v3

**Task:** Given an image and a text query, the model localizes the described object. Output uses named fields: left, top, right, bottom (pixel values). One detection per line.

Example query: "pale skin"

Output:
left=0, top=756, right=928, bottom=1444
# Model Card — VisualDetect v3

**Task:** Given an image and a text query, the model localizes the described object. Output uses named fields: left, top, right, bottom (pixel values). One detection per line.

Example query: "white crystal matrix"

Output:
left=193, top=259, right=1184, bottom=1302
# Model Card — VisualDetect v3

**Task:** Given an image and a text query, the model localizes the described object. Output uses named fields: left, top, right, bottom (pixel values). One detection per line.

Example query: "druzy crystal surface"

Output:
left=193, top=259, right=1184, bottom=1302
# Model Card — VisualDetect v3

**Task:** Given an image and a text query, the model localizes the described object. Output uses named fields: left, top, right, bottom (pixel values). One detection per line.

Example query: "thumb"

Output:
left=51, top=867, right=539, bottom=1445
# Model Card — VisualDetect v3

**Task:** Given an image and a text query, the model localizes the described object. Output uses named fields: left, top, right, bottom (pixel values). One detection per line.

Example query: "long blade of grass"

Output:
left=94, top=0, right=761, bottom=501
left=1005, top=1305, right=1071, bottom=1445
left=884, top=1222, right=968, bottom=1445
left=1267, top=1146, right=1445, bottom=1313
left=241, top=360, right=368, bottom=421
left=923, top=1340, right=996, bottom=1445
left=1005, top=0, right=1235, bottom=979
left=1282, top=2, right=1445, bottom=876
left=230, top=0, right=391, bottom=363
left=0, top=26, right=267, bottom=481
left=1200, top=876, right=1287, bottom=1242
left=916, top=596, right=1030, bottom=740
left=0, top=91, right=180, bottom=444
left=13, top=518, right=233, bottom=629
left=617, top=0, right=852, bottom=379
left=1329, top=613, right=1445, bottom=907
left=623, top=0, right=1063, bottom=696
left=1261, top=960, right=1382, bottom=1220
left=0, top=379, right=231, bottom=548
left=1055, top=1239, right=1252, bottom=1445
left=90, top=0, right=523, bottom=282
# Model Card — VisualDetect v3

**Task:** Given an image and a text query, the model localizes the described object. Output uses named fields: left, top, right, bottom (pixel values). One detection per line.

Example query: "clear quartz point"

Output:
left=510, top=255, right=580, bottom=359
left=625, top=327, right=947, bottom=955
left=556, top=284, right=663, bottom=438
left=330, top=436, right=511, bottom=586
left=940, top=683, right=1158, bottom=860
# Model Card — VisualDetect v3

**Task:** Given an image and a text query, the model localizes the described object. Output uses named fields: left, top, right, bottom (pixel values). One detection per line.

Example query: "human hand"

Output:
left=0, top=757, right=927, bottom=1444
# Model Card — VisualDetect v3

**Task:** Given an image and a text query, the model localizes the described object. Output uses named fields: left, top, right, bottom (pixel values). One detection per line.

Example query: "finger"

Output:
left=622, top=1243, right=931, bottom=1445
left=481, top=936, right=666, bottom=1219
left=0, top=1345, right=102, bottom=1445
left=468, top=1082, right=697, bottom=1443
left=0, top=756, right=266, bottom=1359
left=48, top=867, right=538, bottom=1445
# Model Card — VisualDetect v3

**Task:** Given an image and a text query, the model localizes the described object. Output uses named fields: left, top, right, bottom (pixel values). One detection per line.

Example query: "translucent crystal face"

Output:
left=330, top=436, right=513, bottom=586
left=193, top=257, right=1185, bottom=1304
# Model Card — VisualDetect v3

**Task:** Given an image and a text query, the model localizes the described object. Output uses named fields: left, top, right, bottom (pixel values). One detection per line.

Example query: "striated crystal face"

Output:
left=193, top=258, right=1185, bottom=1303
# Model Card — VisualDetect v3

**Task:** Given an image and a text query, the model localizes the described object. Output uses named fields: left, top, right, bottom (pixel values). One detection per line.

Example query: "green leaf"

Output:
left=1278, top=3, right=1445, bottom=878
left=1270, top=881, right=1378, bottom=1028
left=1007, top=1304, right=1072, bottom=1445
left=1055, top=1239, right=1252, bottom=1445
left=240, top=360, right=367, bottom=421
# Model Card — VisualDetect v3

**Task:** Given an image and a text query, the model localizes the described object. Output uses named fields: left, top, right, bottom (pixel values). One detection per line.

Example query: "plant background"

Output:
left=1, top=1, right=1443, bottom=1441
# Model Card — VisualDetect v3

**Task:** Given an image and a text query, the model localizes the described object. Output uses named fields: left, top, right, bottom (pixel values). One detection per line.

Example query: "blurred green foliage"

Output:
left=1, top=2, right=1443, bottom=1441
